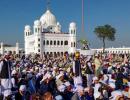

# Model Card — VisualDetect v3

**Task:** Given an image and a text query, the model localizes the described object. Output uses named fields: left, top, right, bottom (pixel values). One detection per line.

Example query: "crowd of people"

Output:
left=0, top=52, right=130, bottom=100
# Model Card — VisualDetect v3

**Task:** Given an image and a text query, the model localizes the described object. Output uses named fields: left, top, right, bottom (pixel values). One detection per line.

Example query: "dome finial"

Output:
left=47, top=0, right=50, bottom=10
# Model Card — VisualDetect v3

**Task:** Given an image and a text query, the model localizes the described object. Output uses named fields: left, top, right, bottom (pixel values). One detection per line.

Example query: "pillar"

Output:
left=15, top=42, right=19, bottom=54
left=1, top=42, right=4, bottom=55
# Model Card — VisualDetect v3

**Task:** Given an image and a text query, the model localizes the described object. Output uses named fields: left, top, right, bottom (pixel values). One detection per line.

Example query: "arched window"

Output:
left=74, top=42, right=76, bottom=47
left=38, top=44, right=40, bottom=47
left=54, top=52, right=56, bottom=56
left=38, top=38, right=40, bottom=41
left=71, top=30, right=73, bottom=34
left=38, top=49, right=40, bottom=52
left=61, top=52, right=63, bottom=56
left=71, top=42, right=73, bottom=47
left=61, top=41, right=63, bottom=45
left=64, top=41, right=68, bottom=45
left=58, top=52, right=60, bottom=56
left=46, top=40, right=49, bottom=45
left=50, top=40, right=52, bottom=45
left=54, top=41, right=56, bottom=45
left=35, top=28, right=37, bottom=33
left=43, top=40, right=45, bottom=45
left=38, top=28, right=40, bottom=33
left=57, top=41, right=60, bottom=45
left=74, top=30, right=76, bottom=34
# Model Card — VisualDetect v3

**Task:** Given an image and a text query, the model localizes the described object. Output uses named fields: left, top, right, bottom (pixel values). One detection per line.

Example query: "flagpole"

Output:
left=82, top=0, right=84, bottom=33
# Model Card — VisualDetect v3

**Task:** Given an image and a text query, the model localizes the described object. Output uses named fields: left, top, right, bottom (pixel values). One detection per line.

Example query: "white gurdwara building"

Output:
left=24, top=9, right=76, bottom=55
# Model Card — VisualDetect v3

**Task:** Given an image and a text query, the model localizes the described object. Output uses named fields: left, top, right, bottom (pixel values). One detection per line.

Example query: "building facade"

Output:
left=93, top=47, right=130, bottom=54
left=24, top=9, right=76, bottom=55
left=0, top=42, right=23, bottom=55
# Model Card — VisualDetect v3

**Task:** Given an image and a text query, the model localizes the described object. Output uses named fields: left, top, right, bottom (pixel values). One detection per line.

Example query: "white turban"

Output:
left=19, top=85, right=26, bottom=91
left=64, top=81, right=71, bottom=87
left=58, top=84, right=66, bottom=92
left=4, top=90, right=12, bottom=97
left=56, top=73, right=64, bottom=80
left=11, top=70, right=17, bottom=75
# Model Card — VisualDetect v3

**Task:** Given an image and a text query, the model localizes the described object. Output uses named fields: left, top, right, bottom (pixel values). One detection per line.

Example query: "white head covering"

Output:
left=92, top=76, right=98, bottom=83
left=22, top=69, right=27, bottom=74
left=95, top=54, right=99, bottom=57
left=19, top=85, right=26, bottom=91
left=56, top=73, right=64, bottom=80
left=53, top=66, right=57, bottom=70
left=110, top=90, right=123, bottom=100
left=55, top=95, right=63, bottom=100
left=11, top=70, right=17, bottom=75
left=84, top=87, right=90, bottom=93
left=100, top=75, right=108, bottom=84
left=76, top=85, right=84, bottom=93
left=109, top=82, right=115, bottom=89
left=67, top=67, right=71, bottom=73
left=30, top=69, right=34, bottom=72
left=46, top=73, right=52, bottom=79
left=42, top=75, right=48, bottom=81
left=94, top=92, right=101, bottom=99
left=58, top=84, right=66, bottom=92
left=87, top=56, right=92, bottom=61
left=4, top=90, right=12, bottom=97
left=35, top=66, right=39, bottom=70
left=128, top=82, right=130, bottom=87
left=74, top=76, right=82, bottom=86
left=64, top=81, right=71, bottom=87
left=36, top=73, right=42, bottom=78
left=43, top=64, right=46, bottom=68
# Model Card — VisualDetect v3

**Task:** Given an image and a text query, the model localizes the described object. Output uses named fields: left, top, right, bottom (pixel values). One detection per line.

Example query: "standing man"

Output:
left=94, top=54, right=102, bottom=77
left=73, top=52, right=82, bottom=87
left=73, top=52, right=81, bottom=77
left=85, top=56, right=94, bottom=87
left=0, top=53, right=12, bottom=98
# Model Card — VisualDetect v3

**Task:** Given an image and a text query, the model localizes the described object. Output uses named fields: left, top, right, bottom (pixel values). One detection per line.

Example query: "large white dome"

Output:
left=40, top=10, right=57, bottom=27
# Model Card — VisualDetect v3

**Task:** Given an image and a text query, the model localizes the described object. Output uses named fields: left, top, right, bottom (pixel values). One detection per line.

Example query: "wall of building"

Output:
left=25, top=33, right=76, bottom=55
left=93, top=47, right=130, bottom=54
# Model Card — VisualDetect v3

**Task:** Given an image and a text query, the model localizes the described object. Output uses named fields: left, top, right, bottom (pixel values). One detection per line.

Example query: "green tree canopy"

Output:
left=94, top=24, right=116, bottom=53
left=78, top=39, right=89, bottom=50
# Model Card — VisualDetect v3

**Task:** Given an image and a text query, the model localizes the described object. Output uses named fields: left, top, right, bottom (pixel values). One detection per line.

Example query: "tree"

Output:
left=94, top=24, right=116, bottom=53
left=78, top=39, right=89, bottom=50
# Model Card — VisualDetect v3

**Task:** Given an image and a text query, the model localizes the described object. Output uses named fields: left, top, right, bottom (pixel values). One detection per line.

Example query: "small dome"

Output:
left=34, top=20, right=41, bottom=26
left=40, top=10, right=57, bottom=27
left=25, top=25, right=31, bottom=30
left=70, top=22, right=76, bottom=28
left=57, top=22, right=60, bottom=26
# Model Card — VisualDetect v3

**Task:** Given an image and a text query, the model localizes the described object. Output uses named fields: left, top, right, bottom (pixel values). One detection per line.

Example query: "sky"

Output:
left=0, top=0, right=130, bottom=48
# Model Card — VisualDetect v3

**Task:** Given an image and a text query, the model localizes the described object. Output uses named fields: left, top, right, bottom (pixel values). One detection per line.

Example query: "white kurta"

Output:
left=0, top=60, right=12, bottom=96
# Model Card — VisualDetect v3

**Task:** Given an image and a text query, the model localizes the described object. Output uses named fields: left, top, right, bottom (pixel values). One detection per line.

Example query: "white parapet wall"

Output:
left=77, top=49, right=96, bottom=56
left=92, top=47, right=130, bottom=54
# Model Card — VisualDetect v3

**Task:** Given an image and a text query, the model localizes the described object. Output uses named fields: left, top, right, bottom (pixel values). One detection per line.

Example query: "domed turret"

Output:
left=70, top=22, right=76, bottom=28
left=57, top=22, right=60, bottom=26
left=40, top=10, right=57, bottom=27
left=69, top=22, right=76, bottom=34
left=69, top=22, right=76, bottom=54
left=34, top=20, right=41, bottom=26
left=25, top=25, right=31, bottom=31
left=24, top=25, right=31, bottom=36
